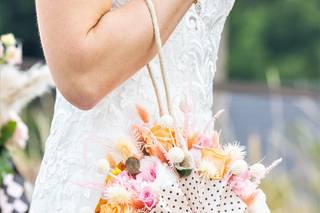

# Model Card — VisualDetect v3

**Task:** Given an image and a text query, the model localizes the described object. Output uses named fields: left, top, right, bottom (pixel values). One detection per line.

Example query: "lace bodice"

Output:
left=30, top=0, right=235, bottom=212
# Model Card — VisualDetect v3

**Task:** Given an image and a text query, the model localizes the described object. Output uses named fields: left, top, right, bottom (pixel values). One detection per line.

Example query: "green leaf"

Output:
left=0, top=120, right=17, bottom=147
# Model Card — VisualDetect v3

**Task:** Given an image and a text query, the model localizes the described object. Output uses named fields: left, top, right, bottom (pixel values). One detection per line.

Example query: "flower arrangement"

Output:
left=0, top=33, right=22, bottom=65
left=84, top=1, right=282, bottom=212
left=90, top=106, right=281, bottom=213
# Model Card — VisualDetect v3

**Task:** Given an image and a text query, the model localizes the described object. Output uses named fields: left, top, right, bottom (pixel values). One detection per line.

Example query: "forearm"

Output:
left=81, top=0, right=193, bottom=107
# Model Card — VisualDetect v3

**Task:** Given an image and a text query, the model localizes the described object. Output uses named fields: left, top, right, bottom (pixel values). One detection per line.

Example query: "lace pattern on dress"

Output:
left=30, top=0, right=235, bottom=212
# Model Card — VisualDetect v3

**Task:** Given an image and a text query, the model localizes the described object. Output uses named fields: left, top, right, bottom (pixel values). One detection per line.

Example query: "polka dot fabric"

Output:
left=199, top=179, right=227, bottom=212
left=150, top=184, right=192, bottom=213
left=179, top=171, right=203, bottom=212
left=149, top=169, right=247, bottom=213
left=150, top=200, right=172, bottom=213
left=217, top=186, right=247, bottom=212
left=198, top=178, right=247, bottom=212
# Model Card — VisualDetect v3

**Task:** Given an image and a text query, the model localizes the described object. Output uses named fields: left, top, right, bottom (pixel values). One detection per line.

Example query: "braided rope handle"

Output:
left=145, top=0, right=173, bottom=117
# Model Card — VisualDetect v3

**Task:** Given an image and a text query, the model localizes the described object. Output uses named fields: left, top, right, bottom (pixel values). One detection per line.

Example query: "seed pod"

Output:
left=125, top=156, right=140, bottom=175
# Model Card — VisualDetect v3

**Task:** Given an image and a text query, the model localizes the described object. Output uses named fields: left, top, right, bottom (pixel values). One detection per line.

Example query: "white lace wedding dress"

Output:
left=30, top=0, right=235, bottom=212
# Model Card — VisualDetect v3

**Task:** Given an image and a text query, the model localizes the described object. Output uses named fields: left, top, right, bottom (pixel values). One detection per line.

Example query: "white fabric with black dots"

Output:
left=179, top=171, right=203, bottom=212
left=150, top=184, right=192, bottom=213
left=151, top=170, right=247, bottom=213
left=200, top=179, right=247, bottom=212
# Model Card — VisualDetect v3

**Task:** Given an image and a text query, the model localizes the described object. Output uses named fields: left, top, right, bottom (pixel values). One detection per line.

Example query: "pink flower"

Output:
left=136, top=161, right=157, bottom=182
left=115, top=171, right=140, bottom=193
left=197, top=135, right=213, bottom=148
left=228, top=171, right=257, bottom=199
left=8, top=112, right=28, bottom=148
left=138, top=186, right=157, bottom=209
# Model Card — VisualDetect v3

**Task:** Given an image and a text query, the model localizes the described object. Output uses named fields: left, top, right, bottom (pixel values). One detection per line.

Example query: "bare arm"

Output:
left=36, top=0, right=194, bottom=110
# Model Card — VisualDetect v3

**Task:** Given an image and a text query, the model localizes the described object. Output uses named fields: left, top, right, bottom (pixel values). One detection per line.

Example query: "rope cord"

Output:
left=145, top=0, right=173, bottom=117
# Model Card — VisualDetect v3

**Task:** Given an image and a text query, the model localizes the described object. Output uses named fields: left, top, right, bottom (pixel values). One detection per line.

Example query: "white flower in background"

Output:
left=247, top=189, right=270, bottom=213
left=199, top=159, right=219, bottom=178
left=167, top=147, right=185, bottom=163
left=230, top=159, right=248, bottom=175
left=223, top=142, right=246, bottom=161
left=0, top=41, right=3, bottom=58
left=103, top=185, right=132, bottom=205
left=250, top=163, right=266, bottom=179
left=158, top=115, right=174, bottom=128
left=1, top=33, right=16, bottom=46
left=11, top=113, right=29, bottom=148
left=0, top=64, right=53, bottom=118
left=6, top=46, right=22, bottom=65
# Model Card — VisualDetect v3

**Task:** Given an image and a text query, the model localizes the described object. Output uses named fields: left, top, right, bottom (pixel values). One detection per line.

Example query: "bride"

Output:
left=31, top=0, right=235, bottom=212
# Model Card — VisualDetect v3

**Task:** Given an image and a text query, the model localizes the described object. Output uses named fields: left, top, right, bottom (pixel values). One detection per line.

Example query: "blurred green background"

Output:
left=1, top=0, right=320, bottom=212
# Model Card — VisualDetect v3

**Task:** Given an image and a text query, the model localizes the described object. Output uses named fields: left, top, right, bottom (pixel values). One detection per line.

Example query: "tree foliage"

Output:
left=228, top=0, right=320, bottom=87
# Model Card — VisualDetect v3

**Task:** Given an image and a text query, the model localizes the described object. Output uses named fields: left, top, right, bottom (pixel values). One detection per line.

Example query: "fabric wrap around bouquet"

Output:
left=83, top=0, right=282, bottom=213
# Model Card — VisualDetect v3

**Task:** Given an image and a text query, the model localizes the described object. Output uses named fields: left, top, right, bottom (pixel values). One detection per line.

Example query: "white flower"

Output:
left=103, top=185, right=132, bottom=205
left=96, top=158, right=110, bottom=175
left=199, top=159, right=219, bottom=178
left=230, top=160, right=248, bottom=175
left=6, top=46, right=22, bottom=65
left=1, top=33, right=16, bottom=46
left=167, top=147, right=185, bottom=163
left=250, top=163, right=266, bottom=179
left=223, top=142, right=246, bottom=161
left=116, top=137, right=138, bottom=159
left=158, top=115, right=174, bottom=128
left=247, top=189, right=270, bottom=213
left=0, top=41, right=4, bottom=58
left=79, top=206, right=92, bottom=213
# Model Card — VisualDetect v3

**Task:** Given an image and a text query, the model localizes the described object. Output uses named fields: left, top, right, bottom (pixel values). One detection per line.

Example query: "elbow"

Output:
left=58, top=76, right=107, bottom=111
left=63, top=85, right=101, bottom=111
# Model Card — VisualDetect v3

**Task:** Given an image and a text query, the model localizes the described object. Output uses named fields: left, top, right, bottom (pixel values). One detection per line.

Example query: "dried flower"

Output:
left=229, top=160, right=248, bottom=175
left=150, top=125, right=176, bottom=151
left=158, top=115, right=174, bottom=128
left=197, top=135, right=214, bottom=148
left=102, top=185, right=132, bottom=205
left=125, top=157, right=140, bottom=175
left=212, top=130, right=221, bottom=148
left=229, top=171, right=257, bottom=199
left=136, top=105, right=149, bottom=123
left=116, top=137, right=138, bottom=160
left=247, top=189, right=270, bottom=213
left=136, top=159, right=157, bottom=182
left=199, top=159, right=219, bottom=178
left=250, top=163, right=266, bottom=180
left=138, top=186, right=157, bottom=209
left=223, top=142, right=246, bottom=161
left=167, top=147, right=185, bottom=163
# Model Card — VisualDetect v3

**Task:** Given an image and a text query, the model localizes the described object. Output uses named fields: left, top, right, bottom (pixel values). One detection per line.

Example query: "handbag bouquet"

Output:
left=91, top=1, right=282, bottom=212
